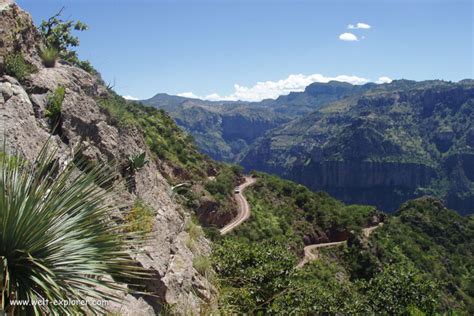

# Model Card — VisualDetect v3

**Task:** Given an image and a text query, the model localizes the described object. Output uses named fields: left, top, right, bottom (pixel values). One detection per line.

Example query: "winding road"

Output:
left=220, top=176, right=257, bottom=235
left=218, top=175, right=383, bottom=268
left=296, top=223, right=384, bottom=268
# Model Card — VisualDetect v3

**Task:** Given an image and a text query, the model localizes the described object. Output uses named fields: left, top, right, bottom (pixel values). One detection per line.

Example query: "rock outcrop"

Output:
left=0, top=2, right=215, bottom=314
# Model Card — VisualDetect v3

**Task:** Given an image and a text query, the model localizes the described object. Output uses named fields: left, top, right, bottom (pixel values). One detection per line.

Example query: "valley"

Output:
left=146, top=80, right=474, bottom=215
left=0, top=1, right=472, bottom=315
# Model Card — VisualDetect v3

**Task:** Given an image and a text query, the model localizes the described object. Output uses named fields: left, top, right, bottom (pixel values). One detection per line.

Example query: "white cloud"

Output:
left=339, top=32, right=358, bottom=42
left=376, top=76, right=392, bottom=84
left=177, top=92, right=200, bottom=99
left=348, top=22, right=371, bottom=29
left=178, top=73, right=390, bottom=102
left=122, top=95, right=139, bottom=100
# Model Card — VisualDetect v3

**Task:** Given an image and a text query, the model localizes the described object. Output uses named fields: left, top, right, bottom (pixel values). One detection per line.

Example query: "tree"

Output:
left=213, top=240, right=296, bottom=313
left=38, top=8, right=88, bottom=62
left=363, top=263, right=439, bottom=314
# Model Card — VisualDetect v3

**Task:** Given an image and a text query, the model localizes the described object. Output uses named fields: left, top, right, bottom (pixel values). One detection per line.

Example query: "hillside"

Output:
left=211, top=175, right=473, bottom=313
left=241, top=80, right=474, bottom=214
left=226, top=173, right=383, bottom=252
left=1, top=2, right=472, bottom=315
left=141, top=81, right=373, bottom=161
left=0, top=3, right=241, bottom=313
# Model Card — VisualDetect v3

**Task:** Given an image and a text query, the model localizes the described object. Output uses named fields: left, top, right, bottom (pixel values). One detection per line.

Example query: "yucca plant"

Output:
left=0, top=145, right=148, bottom=315
left=39, top=45, right=59, bottom=68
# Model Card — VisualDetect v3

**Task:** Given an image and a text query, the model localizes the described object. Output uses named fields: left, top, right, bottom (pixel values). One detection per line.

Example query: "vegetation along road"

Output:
left=220, top=176, right=257, bottom=235
left=296, top=223, right=384, bottom=268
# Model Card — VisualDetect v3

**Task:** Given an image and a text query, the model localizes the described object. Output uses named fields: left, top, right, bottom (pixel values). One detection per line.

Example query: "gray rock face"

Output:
left=0, top=3, right=215, bottom=314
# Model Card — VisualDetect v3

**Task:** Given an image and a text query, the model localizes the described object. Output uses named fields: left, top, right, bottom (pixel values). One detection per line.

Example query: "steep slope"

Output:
left=212, top=183, right=473, bottom=314
left=141, top=82, right=374, bottom=161
left=0, top=3, right=221, bottom=314
left=241, top=80, right=474, bottom=214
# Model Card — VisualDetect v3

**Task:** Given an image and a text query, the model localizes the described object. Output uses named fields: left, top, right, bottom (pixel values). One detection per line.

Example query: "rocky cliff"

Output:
left=0, top=2, right=216, bottom=314
left=241, top=80, right=474, bottom=214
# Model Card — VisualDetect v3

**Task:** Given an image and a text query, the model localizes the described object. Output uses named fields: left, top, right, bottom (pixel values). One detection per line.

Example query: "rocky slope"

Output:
left=0, top=3, right=216, bottom=314
left=241, top=80, right=474, bottom=214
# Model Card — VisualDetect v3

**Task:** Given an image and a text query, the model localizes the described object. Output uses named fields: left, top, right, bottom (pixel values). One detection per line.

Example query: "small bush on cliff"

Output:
left=125, top=199, right=155, bottom=234
left=45, top=86, right=65, bottom=134
left=193, top=255, right=212, bottom=276
left=0, top=144, right=146, bottom=314
left=45, top=86, right=65, bottom=119
left=3, top=53, right=36, bottom=81
left=39, top=45, right=59, bottom=67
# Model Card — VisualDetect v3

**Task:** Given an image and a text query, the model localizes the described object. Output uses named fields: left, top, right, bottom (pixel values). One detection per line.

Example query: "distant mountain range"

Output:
left=142, top=79, right=474, bottom=214
left=141, top=81, right=375, bottom=161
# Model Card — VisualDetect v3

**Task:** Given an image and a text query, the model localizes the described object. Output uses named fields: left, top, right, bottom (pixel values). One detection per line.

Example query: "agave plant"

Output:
left=128, top=152, right=149, bottom=172
left=0, top=145, right=147, bottom=315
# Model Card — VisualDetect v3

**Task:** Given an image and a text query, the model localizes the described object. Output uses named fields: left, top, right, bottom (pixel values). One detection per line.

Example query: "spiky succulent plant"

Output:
left=0, top=145, right=147, bottom=315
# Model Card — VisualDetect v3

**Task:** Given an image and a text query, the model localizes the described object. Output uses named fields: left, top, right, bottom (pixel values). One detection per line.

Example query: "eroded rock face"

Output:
left=241, top=80, right=474, bottom=214
left=0, top=3, right=215, bottom=314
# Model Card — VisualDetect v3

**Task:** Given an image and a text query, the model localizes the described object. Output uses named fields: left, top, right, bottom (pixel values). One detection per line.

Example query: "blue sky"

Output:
left=17, top=0, right=473, bottom=101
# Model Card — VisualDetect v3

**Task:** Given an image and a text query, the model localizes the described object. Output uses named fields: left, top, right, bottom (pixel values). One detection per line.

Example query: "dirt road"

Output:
left=220, top=177, right=257, bottom=235
left=296, top=223, right=383, bottom=268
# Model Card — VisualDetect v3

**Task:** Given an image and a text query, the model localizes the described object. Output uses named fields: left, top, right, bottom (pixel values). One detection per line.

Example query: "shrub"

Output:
left=39, top=8, right=87, bottom=61
left=45, top=86, right=65, bottom=127
left=185, top=219, right=203, bottom=241
left=38, top=9, right=97, bottom=74
left=3, top=53, right=36, bottom=81
left=363, top=264, right=439, bottom=314
left=75, top=59, right=97, bottom=74
left=126, top=199, right=155, bottom=234
left=0, top=144, right=146, bottom=314
left=193, top=255, right=212, bottom=276
left=39, top=45, right=59, bottom=67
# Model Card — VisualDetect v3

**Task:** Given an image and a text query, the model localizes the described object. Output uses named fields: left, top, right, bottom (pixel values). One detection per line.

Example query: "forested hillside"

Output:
left=211, top=175, right=473, bottom=314
left=241, top=80, right=474, bottom=214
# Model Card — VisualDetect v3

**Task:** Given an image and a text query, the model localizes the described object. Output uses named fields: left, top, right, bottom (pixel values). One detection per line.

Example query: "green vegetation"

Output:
left=213, top=240, right=296, bottom=313
left=99, top=92, right=213, bottom=181
left=185, top=219, right=205, bottom=254
left=38, top=9, right=97, bottom=74
left=45, top=85, right=65, bottom=119
left=231, top=173, right=377, bottom=251
left=185, top=219, right=204, bottom=241
left=3, top=53, right=36, bottom=81
left=38, top=8, right=87, bottom=61
left=125, top=199, right=155, bottom=234
left=39, top=45, right=59, bottom=67
left=0, top=145, right=146, bottom=314
left=213, top=239, right=438, bottom=314
left=205, top=164, right=242, bottom=201
left=193, top=255, right=212, bottom=276
left=210, top=173, right=470, bottom=313
left=127, top=152, right=149, bottom=172
left=347, top=197, right=474, bottom=312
